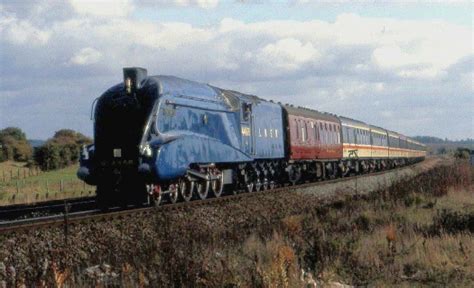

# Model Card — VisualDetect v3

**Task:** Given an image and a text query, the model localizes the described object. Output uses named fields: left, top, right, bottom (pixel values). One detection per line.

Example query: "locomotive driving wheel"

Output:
left=196, top=179, right=209, bottom=200
left=169, top=183, right=179, bottom=204
left=262, top=177, right=269, bottom=190
left=255, top=178, right=262, bottom=192
left=211, top=170, right=224, bottom=198
left=181, top=179, right=193, bottom=202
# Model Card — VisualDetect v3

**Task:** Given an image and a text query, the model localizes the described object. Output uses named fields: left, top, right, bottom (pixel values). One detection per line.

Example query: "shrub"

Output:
left=432, top=209, right=474, bottom=234
left=0, top=127, right=33, bottom=162
left=34, top=129, right=91, bottom=171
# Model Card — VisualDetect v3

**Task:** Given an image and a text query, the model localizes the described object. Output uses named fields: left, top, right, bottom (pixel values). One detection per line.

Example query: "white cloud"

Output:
left=70, top=47, right=102, bottom=65
left=138, top=0, right=219, bottom=9
left=0, top=3, right=472, bottom=139
left=255, top=38, right=320, bottom=72
left=175, top=0, right=219, bottom=9
left=69, top=0, right=133, bottom=17
left=0, top=7, right=50, bottom=45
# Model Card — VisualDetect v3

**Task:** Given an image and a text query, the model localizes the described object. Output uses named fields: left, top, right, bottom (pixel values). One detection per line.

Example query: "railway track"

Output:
left=0, top=197, right=96, bottom=221
left=0, top=161, right=421, bottom=235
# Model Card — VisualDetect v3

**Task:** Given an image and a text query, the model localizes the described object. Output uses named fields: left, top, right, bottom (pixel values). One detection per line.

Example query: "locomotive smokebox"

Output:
left=123, top=67, right=147, bottom=94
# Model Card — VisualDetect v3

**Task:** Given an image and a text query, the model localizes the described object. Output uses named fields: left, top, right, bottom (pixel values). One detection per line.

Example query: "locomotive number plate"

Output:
left=113, top=149, right=122, bottom=158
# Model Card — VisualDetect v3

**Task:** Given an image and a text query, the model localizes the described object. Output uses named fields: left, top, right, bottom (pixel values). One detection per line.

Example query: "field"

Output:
left=0, top=159, right=472, bottom=286
left=0, top=161, right=94, bottom=205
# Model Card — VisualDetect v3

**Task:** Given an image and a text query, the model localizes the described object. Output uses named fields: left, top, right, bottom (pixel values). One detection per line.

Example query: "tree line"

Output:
left=0, top=127, right=91, bottom=171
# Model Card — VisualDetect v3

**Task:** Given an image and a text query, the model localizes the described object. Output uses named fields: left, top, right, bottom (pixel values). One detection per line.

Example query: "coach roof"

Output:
left=283, top=105, right=339, bottom=123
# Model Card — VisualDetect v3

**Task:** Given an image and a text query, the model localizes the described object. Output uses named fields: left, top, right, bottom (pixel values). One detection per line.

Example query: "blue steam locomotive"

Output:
left=78, top=67, right=425, bottom=208
left=78, top=68, right=286, bottom=207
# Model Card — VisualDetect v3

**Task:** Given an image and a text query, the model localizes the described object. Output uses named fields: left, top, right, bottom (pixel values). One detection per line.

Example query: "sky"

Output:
left=0, top=0, right=472, bottom=140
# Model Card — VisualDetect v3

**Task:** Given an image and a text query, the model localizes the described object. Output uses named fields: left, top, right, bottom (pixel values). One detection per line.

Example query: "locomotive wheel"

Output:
left=255, top=178, right=262, bottom=192
left=262, top=178, right=269, bottom=190
left=211, top=173, right=224, bottom=198
left=147, top=184, right=162, bottom=207
left=269, top=181, right=275, bottom=190
left=169, top=183, right=179, bottom=204
left=196, top=180, right=209, bottom=200
left=151, top=193, right=162, bottom=207
left=181, top=180, right=193, bottom=202
left=246, top=181, right=254, bottom=193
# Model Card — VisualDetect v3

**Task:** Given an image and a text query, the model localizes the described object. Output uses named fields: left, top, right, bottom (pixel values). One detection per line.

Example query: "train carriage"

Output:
left=283, top=106, right=342, bottom=160
left=369, top=125, right=389, bottom=159
left=387, top=130, right=402, bottom=159
left=340, top=117, right=372, bottom=159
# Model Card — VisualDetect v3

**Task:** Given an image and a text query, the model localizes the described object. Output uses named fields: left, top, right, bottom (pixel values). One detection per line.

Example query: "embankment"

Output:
left=0, top=157, right=471, bottom=287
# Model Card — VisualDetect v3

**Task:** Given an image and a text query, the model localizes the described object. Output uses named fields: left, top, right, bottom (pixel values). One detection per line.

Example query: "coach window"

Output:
left=275, top=129, right=278, bottom=138
left=270, top=129, right=273, bottom=138
left=331, top=126, right=334, bottom=144
left=329, top=129, right=332, bottom=144
left=264, top=128, right=268, bottom=138
left=301, top=122, right=306, bottom=142
left=321, top=124, right=325, bottom=144
left=295, top=120, right=299, bottom=139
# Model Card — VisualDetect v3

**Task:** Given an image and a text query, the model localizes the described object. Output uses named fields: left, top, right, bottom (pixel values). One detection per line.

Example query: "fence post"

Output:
left=23, top=169, right=26, bottom=179
left=60, top=180, right=64, bottom=192
left=46, top=180, right=49, bottom=194
left=17, top=168, right=20, bottom=179
left=16, top=180, right=20, bottom=194
left=2, top=171, right=5, bottom=182
left=10, top=169, right=13, bottom=180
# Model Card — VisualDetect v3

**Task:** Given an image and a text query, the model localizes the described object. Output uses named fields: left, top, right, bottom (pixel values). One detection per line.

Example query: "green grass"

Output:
left=0, top=162, right=95, bottom=205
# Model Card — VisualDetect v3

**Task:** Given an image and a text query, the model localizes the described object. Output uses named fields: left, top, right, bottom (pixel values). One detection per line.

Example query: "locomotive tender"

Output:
left=78, top=67, right=426, bottom=208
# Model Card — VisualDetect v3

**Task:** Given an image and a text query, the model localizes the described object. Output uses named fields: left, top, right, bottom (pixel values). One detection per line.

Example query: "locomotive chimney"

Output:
left=123, top=67, right=147, bottom=95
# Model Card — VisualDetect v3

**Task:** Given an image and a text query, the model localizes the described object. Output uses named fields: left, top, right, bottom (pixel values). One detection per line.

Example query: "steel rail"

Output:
left=0, top=197, right=96, bottom=221
left=0, top=161, right=422, bottom=235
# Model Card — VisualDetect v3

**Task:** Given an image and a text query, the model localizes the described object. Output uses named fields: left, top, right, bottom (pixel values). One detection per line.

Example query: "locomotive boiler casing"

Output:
left=144, top=76, right=286, bottom=181
left=79, top=72, right=286, bottom=186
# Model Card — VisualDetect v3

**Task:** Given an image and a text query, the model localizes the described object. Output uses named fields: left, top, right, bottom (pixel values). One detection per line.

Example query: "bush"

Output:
left=454, top=148, right=470, bottom=159
left=432, top=209, right=474, bottom=234
left=34, top=129, right=91, bottom=171
left=0, top=127, right=33, bottom=162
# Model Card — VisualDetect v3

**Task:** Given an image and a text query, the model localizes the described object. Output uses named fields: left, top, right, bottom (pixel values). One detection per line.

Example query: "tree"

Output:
left=0, top=127, right=33, bottom=162
left=34, top=129, right=92, bottom=170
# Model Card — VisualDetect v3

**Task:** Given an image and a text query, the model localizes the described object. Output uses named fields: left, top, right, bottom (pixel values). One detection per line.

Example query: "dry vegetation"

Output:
left=0, top=159, right=472, bottom=287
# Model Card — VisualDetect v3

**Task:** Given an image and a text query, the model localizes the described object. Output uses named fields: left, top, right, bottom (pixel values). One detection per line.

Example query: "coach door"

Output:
left=241, top=103, right=254, bottom=155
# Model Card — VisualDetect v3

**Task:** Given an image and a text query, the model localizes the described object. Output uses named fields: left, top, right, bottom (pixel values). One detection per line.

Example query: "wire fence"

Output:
left=0, top=167, right=43, bottom=183
left=0, top=178, right=95, bottom=205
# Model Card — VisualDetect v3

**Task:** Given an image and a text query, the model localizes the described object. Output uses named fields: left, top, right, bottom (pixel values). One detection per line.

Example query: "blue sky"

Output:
left=134, top=2, right=473, bottom=27
left=0, top=0, right=473, bottom=140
